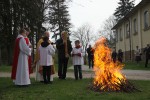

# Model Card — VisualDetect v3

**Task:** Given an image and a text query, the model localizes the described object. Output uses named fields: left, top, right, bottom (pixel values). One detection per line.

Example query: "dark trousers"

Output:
left=88, top=58, right=94, bottom=69
left=112, top=58, right=117, bottom=63
left=58, top=57, right=69, bottom=79
left=43, top=66, right=51, bottom=83
left=118, top=58, right=122, bottom=63
left=74, top=65, right=82, bottom=80
left=145, top=57, right=149, bottom=67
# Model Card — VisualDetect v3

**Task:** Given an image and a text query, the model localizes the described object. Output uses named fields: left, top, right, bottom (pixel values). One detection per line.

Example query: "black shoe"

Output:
left=59, top=76, right=62, bottom=79
left=40, top=81, right=44, bottom=83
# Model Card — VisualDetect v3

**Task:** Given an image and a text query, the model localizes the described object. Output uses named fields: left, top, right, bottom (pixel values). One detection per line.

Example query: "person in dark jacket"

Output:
left=87, top=45, right=94, bottom=69
left=56, top=31, right=72, bottom=79
left=118, top=49, right=123, bottom=63
left=144, top=44, right=150, bottom=67
left=112, top=48, right=117, bottom=63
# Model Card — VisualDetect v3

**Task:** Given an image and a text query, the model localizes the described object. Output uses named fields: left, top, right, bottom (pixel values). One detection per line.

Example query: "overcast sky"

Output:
left=68, top=0, right=142, bottom=31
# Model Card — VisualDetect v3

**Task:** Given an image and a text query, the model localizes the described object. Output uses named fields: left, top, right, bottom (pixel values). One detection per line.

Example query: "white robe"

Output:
left=35, top=61, right=43, bottom=81
left=39, top=44, right=55, bottom=66
left=72, top=47, right=84, bottom=65
left=14, top=35, right=31, bottom=85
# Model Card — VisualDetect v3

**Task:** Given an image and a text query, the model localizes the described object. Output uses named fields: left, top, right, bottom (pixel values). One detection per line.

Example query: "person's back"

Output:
left=118, top=49, right=123, bottom=63
left=39, top=42, right=55, bottom=66
left=87, top=47, right=92, bottom=58
left=144, top=44, right=150, bottom=67
left=112, top=51, right=117, bottom=59
left=148, top=47, right=150, bottom=58
left=144, top=45, right=150, bottom=58
left=38, top=36, right=55, bottom=84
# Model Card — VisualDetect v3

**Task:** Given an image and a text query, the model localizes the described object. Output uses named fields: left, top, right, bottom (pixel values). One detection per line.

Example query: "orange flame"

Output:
left=93, top=37, right=126, bottom=91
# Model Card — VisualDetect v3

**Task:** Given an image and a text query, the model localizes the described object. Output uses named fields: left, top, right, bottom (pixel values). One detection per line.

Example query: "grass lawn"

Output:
left=0, top=65, right=11, bottom=72
left=0, top=78, right=150, bottom=100
left=123, top=62, right=150, bottom=70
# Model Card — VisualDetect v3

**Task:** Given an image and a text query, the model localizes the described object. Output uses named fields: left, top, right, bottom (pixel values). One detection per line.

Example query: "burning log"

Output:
left=89, top=37, right=140, bottom=93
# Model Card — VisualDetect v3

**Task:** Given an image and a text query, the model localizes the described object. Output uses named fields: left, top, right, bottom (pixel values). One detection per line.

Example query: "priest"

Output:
left=11, top=28, right=32, bottom=86
left=34, top=31, right=55, bottom=82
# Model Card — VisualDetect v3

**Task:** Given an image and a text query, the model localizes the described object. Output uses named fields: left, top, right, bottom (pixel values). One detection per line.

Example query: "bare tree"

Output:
left=71, top=24, right=94, bottom=51
left=98, top=15, right=117, bottom=47
left=71, top=24, right=94, bottom=64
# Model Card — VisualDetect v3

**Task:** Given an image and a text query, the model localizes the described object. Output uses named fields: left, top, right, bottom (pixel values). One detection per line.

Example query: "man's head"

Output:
left=24, top=27, right=31, bottom=36
left=147, top=44, right=150, bottom=47
left=118, top=49, right=122, bottom=52
left=19, top=29, right=26, bottom=37
left=89, top=45, right=91, bottom=48
left=61, top=31, right=68, bottom=40
left=43, top=36, right=49, bottom=42
left=136, top=46, right=139, bottom=49
left=75, top=40, right=80, bottom=47
left=44, top=31, right=50, bottom=37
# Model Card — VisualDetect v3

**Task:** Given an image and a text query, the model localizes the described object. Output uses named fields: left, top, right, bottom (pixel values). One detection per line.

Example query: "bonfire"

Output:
left=89, top=37, right=139, bottom=92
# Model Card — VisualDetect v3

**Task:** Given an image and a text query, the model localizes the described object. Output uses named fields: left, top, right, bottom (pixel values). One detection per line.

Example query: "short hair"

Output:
left=43, top=36, right=49, bottom=42
left=24, top=27, right=30, bottom=32
left=19, top=29, right=26, bottom=34
left=43, top=31, right=49, bottom=36
left=75, top=40, right=80, bottom=43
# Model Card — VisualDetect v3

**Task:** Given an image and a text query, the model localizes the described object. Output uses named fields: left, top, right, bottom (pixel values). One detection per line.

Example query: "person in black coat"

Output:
left=118, top=49, right=123, bottom=63
left=144, top=44, right=150, bottom=67
left=87, top=45, right=94, bottom=69
left=56, top=31, right=72, bottom=79
left=112, top=48, right=117, bottom=63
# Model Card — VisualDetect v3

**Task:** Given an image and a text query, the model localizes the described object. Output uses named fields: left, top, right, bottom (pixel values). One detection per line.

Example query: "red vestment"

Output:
left=11, top=37, right=32, bottom=80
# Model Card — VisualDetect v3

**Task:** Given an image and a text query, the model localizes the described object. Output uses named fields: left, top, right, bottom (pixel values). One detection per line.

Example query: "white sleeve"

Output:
left=19, top=38, right=31, bottom=56
left=71, top=48, right=74, bottom=55
left=81, top=48, right=85, bottom=57
left=48, top=45, right=55, bottom=56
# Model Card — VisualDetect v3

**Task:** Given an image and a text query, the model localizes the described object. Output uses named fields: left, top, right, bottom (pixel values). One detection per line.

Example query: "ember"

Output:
left=89, top=37, right=139, bottom=92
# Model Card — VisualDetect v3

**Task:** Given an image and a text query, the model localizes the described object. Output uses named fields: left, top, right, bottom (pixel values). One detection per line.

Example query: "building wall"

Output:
left=141, top=3, right=150, bottom=48
left=115, top=2, right=150, bottom=61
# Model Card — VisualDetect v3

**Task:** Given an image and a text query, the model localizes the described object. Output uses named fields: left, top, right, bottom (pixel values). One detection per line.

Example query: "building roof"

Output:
left=112, top=0, right=150, bottom=30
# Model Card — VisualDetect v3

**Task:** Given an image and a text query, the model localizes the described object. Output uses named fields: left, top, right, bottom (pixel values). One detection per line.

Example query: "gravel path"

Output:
left=1, top=65, right=150, bottom=80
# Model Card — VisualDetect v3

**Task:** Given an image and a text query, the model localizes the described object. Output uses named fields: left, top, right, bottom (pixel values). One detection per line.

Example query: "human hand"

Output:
left=29, top=45, right=32, bottom=48
left=72, top=54, right=75, bottom=57
left=77, top=53, right=81, bottom=57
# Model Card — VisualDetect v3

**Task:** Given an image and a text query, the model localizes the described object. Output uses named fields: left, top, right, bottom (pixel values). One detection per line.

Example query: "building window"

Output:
left=119, top=28, right=123, bottom=41
left=126, top=24, right=129, bottom=38
left=144, top=11, right=149, bottom=29
left=133, top=18, right=137, bottom=34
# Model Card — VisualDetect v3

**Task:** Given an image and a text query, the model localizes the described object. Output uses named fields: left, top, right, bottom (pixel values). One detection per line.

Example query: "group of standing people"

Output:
left=135, top=45, right=150, bottom=67
left=11, top=29, right=85, bottom=86
left=111, top=48, right=123, bottom=63
left=111, top=45, right=150, bottom=67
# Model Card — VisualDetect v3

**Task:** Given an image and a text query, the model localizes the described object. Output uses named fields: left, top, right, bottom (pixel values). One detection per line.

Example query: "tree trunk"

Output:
left=0, top=47, right=2, bottom=66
